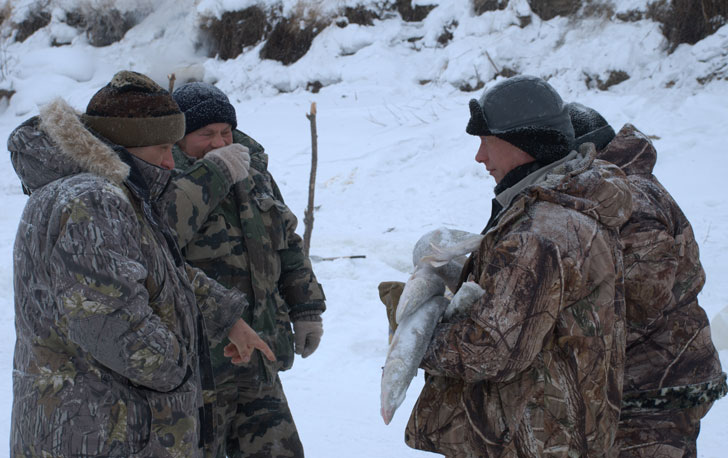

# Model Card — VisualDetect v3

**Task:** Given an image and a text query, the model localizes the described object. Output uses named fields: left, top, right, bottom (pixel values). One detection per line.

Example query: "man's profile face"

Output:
left=177, top=122, right=233, bottom=159
left=127, top=144, right=175, bottom=170
left=475, top=135, right=535, bottom=184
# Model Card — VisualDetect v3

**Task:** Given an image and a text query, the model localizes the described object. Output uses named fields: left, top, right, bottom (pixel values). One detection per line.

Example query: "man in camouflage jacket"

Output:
left=8, top=71, right=273, bottom=457
left=166, top=82, right=326, bottom=458
left=568, top=103, right=727, bottom=457
left=405, top=76, right=632, bottom=457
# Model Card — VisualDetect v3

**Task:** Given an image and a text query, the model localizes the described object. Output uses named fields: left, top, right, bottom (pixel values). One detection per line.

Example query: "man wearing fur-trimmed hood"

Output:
left=405, top=75, right=632, bottom=457
left=7, top=70, right=274, bottom=457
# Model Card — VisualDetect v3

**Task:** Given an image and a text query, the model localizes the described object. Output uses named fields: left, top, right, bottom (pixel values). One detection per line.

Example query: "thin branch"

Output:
left=485, top=50, right=500, bottom=74
left=303, top=102, right=318, bottom=258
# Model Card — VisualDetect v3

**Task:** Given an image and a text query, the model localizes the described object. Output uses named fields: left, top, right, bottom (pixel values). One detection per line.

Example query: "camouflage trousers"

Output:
left=616, top=402, right=713, bottom=458
left=207, top=375, right=304, bottom=458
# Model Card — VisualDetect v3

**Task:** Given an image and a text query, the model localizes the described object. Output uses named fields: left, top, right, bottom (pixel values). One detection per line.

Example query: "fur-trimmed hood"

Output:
left=8, top=98, right=130, bottom=194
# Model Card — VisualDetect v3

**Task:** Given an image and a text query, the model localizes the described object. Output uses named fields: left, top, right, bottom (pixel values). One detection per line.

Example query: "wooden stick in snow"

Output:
left=303, top=102, right=318, bottom=258
left=168, top=73, right=176, bottom=93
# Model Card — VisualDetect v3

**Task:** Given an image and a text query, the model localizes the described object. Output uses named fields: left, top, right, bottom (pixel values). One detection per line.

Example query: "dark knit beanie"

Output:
left=566, top=102, right=615, bottom=151
left=82, top=70, right=185, bottom=148
left=466, top=75, right=575, bottom=164
left=172, top=82, right=237, bottom=135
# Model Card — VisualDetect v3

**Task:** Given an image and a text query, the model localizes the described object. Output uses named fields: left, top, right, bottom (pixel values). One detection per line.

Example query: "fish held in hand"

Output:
left=381, top=228, right=484, bottom=424
left=395, top=228, right=484, bottom=323
left=395, top=268, right=445, bottom=324
left=381, top=295, right=448, bottom=424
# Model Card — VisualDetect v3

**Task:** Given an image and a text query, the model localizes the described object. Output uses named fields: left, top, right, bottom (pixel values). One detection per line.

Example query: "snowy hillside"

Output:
left=0, top=0, right=727, bottom=456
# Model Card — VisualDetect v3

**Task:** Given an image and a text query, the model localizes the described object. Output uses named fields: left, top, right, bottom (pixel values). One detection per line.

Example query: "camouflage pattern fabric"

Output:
left=405, top=146, right=633, bottom=457
left=210, top=376, right=304, bottom=458
left=596, top=124, right=726, bottom=452
left=165, top=129, right=325, bottom=456
left=8, top=100, right=248, bottom=457
left=616, top=402, right=712, bottom=458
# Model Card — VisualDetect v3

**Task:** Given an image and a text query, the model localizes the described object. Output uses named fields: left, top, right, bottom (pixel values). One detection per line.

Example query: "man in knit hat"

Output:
left=403, top=75, right=632, bottom=457
left=8, top=70, right=274, bottom=457
left=165, top=81, right=326, bottom=458
left=567, top=103, right=726, bottom=458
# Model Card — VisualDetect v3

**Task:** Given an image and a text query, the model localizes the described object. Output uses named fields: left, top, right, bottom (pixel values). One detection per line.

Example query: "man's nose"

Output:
left=211, top=134, right=226, bottom=148
left=475, top=144, right=488, bottom=163
left=161, top=148, right=175, bottom=170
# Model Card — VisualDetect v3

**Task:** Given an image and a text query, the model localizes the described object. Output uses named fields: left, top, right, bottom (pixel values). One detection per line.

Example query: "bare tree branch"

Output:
left=303, top=102, right=318, bottom=258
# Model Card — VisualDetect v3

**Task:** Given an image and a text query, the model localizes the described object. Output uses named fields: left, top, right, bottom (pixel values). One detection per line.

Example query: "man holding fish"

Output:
left=386, top=75, right=634, bottom=457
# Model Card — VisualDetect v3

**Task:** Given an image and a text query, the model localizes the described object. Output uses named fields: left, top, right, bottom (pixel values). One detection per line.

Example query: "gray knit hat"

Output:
left=172, top=82, right=237, bottom=135
left=466, top=75, right=575, bottom=164
left=82, top=70, right=185, bottom=147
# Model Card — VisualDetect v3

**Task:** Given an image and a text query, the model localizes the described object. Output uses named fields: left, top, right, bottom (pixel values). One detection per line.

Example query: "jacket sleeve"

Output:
left=184, top=264, right=246, bottom=346
left=49, top=186, right=191, bottom=393
left=162, top=156, right=233, bottom=248
left=269, top=173, right=326, bottom=318
left=420, top=231, right=563, bottom=383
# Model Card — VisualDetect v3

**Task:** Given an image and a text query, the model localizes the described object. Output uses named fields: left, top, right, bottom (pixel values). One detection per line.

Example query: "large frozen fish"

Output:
left=396, top=228, right=484, bottom=323
left=381, top=295, right=448, bottom=425
left=381, top=228, right=485, bottom=424
left=395, top=267, right=445, bottom=324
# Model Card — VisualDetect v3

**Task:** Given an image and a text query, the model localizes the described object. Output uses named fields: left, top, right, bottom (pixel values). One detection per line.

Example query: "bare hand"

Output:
left=223, top=319, right=276, bottom=365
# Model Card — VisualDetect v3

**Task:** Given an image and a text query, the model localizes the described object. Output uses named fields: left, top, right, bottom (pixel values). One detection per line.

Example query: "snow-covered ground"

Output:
left=0, top=0, right=726, bottom=456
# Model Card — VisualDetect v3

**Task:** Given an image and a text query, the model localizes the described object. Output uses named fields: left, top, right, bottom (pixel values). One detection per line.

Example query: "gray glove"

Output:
left=205, top=143, right=250, bottom=183
left=444, top=281, right=485, bottom=320
left=292, top=318, right=323, bottom=358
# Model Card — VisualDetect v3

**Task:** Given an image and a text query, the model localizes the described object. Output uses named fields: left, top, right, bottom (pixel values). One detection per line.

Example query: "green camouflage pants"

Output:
left=616, top=403, right=712, bottom=458
left=207, top=376, right=304, bottom=458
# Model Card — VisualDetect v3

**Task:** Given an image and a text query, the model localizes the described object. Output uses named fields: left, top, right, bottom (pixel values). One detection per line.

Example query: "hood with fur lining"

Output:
left=8, top=98, right=130, bottom=194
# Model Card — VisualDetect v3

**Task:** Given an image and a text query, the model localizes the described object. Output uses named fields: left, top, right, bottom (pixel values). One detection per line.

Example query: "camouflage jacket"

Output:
left=406, top=146, right=632, bottom=457
left=597, top=124, right=726, bottom=414
left=166, top=130, right=325, bottom=387
left=8, top=99, right=246, bottom=457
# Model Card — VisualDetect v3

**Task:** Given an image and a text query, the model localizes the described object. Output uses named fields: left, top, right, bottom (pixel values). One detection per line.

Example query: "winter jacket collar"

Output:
left=489, top=143, right=631, bottom=233
left=493, top=160, right=544, bottom=195
left=495, top=149, right=579, bottom=211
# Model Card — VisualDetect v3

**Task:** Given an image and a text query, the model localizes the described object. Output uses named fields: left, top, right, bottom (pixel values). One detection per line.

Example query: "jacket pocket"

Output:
left=142, top=377, right=200, bottom=456
left=252, top=193, right=288, bottom=252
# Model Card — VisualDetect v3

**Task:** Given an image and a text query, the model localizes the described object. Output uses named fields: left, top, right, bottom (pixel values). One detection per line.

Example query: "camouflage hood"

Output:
left=494, top=144, right=632, bottom=231
left=8, top=98, right=130, bottom=194
left=596, top=123, right=657, bottom=176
